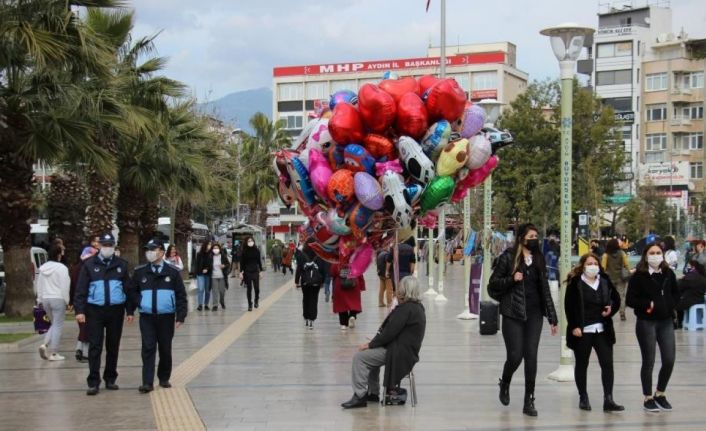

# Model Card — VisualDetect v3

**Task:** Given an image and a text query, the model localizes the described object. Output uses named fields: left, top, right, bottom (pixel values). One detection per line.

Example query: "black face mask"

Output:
left=525, top=239, right=540, bottom=252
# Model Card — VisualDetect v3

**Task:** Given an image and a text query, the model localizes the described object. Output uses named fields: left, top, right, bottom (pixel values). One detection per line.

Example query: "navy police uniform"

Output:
left=128, top=239, right=187, bottom=389
left=74, top=233, right=132, bottom=390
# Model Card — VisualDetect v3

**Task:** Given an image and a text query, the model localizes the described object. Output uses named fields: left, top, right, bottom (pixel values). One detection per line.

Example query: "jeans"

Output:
left=636, top=318, right=676, bottom=396
left=42, top=298, right=66, bottom=353
left=573, top=331, right=614, bottom=396
left=302, top=284, right=321, bottom=321
left=196, top=275, right=210, bottom=306
left=323, top=276, right=332, bottom=298
left=501, top=314, right=543, bottom=395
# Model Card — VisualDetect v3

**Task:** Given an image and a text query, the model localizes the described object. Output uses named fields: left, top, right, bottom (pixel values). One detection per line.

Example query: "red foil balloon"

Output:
left=425, top=78, right=467, bottom=123
left=418, top=75, right=441, bottom=95
left=379, top=76, right=421, bottom=102
left=309, top=242, right=340, bottom=263
left=327, top=169, right=355, bottom=207
left=363, top=134, right=396, bottom=161
left=357, top=83, right=396, bottom=133
left=329, top=103, right=364, bottom=145
left=395, top=92, right=429, bottom=140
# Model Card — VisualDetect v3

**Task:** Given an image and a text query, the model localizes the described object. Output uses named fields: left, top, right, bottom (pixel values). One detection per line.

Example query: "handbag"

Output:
left=339, top=266, right=356, bottom=290
left=33, top=304, right=51, bottom=334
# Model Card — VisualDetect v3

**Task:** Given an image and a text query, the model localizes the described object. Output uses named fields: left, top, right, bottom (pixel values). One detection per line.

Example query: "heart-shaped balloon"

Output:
left=379, top=76, right=421, bottom=102
left=327, top=169, right=355, bottom=207
left=418, top=75, right=441, bottom=95
left=395, top=92, right=429, bottom=140
left=329, top=103, right=364, bottom=145
left=425, top=78, right=467, bottom=123
left=466, top=133, right=492, bottom=170
left=396, top=136, right=435, bottom=185
left=452, top=155, right=499, bottom=202
left=421, top=120, right=452, bottom=162
left=308, top=149, right=333, bottom=201
left=453, top=103, right=486, bottom=138
left=436, top=138, right=469, bottom=176
left=420, top=175, right=455, bottom=212
left=354, top=172, right=384, bottom=210
left=343, top=144, right=376, bottom=175
left=363, top=134, right=396, bottom=161
left=329, top=89, right=358, bottom=110
left=348, top=243, right=374, bottom=278
left=358, top=83, right=397, bottom=133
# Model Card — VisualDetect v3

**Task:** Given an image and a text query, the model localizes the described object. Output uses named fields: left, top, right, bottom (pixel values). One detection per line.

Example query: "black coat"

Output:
left=676, top=271, right=706, bottom=311
left=195, top=251, right=212, bottom=276
left=626, top=269, right=679, bottom=320
left=488, top=249, right=558, bottom=325
left=240, top=246, right=263, bottom=273
left=564, top=274, right=620, bottom=350
left=368, top=301, right=426, bottom=388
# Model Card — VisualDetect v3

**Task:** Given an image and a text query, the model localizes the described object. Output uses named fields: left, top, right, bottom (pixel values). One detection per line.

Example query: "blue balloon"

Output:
left=291, top=157, right=317, bottom=206
left=329, top=90, right=358, bottom=110
left=403, top=184, right=424, bottom=205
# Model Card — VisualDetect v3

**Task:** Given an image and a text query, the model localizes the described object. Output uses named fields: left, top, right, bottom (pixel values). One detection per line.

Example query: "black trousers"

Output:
left=573, top=331, right=614, bottom=396
left=302, top=284, right=321, bottom=321
left=85, top=304, right=125, bottom=387
left=244, top=272, right=260, bottom=306
left=282, top=264, right=293, bottom=275
left=501, top=314, right=543, bottom=395
left=636, top=317, right=676, bottom=396
left=139, top=313, right=175, bottom=386
left=339, top=311, right=359, bottom=326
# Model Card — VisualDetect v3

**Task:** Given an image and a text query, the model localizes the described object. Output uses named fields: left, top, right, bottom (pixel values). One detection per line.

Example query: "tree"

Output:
left=618, top=182, right=675, bottom=239
left=47, top=171, right=88, bottom=263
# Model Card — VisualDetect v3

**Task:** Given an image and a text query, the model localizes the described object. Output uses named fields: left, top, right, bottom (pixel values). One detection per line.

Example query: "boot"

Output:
left=498, top=379, right=510, bottom=406
left=523, top=394, right=537, bottom=417
left=603, top=395, right=625, bottom=412
left=579, top=393, right=592, bottom=411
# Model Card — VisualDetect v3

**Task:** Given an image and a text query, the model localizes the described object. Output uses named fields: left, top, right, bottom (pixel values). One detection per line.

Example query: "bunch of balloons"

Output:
left=273, top=74, right=498, bottom=276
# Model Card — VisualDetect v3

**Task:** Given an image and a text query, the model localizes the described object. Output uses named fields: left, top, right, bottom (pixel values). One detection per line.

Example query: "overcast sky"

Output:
left=129, top=0, right=706, bottom=101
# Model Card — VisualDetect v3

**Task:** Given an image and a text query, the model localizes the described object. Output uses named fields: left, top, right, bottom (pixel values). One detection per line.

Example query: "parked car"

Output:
left=0, top=246, right=49, bottom=313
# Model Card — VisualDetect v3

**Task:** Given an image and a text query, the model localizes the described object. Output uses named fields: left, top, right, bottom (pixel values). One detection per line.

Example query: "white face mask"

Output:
left=647, top=254, right=664, bottom=269
left=145, top=250, right=159, bottom=263
left=100, top=247, right=115, bottom=259
left=583, top=264, right=600, bottom=278
left=247, top=241, right=254, bottom=247
left=213, top=249, right=220, bottom=255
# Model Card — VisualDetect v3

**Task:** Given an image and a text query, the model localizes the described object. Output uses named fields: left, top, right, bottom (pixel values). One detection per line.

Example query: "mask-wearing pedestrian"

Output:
left=100, top=246, right=115, bottom=259
left=145, top=250, right=159, bottom=263
left=525, top=239, right=540, bottom=252
left=583, top=264, right=600, bottom=278
left=213, top=247, right=221, bottom=255
left=247, top=240, right=254, bottom=247
left=647, top=253, right=664, bottom=269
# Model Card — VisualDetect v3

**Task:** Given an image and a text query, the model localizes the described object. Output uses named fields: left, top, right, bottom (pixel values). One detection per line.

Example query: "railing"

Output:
left=671, top=87, right=692, bottom=96
left=671, top=116, right=692, bottom=126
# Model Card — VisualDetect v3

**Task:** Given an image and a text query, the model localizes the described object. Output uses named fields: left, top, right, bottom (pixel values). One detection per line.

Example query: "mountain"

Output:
left=197, top=87, right=272, bottom=134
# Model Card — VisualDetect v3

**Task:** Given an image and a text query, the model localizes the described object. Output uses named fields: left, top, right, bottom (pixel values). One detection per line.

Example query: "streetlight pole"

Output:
left=541, top=22, right=595, bottom=382
left=232, top=128, right=242, bottom=224
left=434, top=0, right=448, bottom=303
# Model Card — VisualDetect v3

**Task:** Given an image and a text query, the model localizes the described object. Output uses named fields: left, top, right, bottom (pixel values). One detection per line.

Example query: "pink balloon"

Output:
left=348, top=243, right=374, bottom=278
left=451, top=155, right=499, bottom=202
left=354, top=172, right=384, bottom=210
left=308, top=149, right=333, bottom=201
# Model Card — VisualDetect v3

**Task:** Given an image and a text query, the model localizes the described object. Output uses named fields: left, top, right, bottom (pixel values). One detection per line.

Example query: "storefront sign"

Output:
left=471, top=89, right=498, bottom=100
left=639, top=161, right=689, bottom=186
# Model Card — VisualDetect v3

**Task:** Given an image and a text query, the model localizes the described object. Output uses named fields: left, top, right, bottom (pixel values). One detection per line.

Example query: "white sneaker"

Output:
left=38, top=344, right=48, bottom=360
left=348, top=316, right=356, bottom=328
left=340, top=325, right=348, bottom=330
left=48, top=353, right=65, bottom=361
left=308, top=322, right=314, bottom=330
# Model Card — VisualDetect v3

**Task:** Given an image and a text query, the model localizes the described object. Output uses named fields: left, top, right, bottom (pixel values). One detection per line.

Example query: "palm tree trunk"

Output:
left=116, top=184, right=142, bottom=269
left=0, top=151, right=36, bottom=316
left=139, top=200, right=159, bottom=264
left=86, top=169, right=117, bottom=238
left=48, top=172, right=88, bottom=264
left=175, top=202, right=193, bottom=279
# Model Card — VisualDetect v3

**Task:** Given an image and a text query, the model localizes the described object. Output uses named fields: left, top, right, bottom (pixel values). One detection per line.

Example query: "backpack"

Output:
left=301, top=258, right=323, bottom=286
left=339, top=265, right=357, bottom=290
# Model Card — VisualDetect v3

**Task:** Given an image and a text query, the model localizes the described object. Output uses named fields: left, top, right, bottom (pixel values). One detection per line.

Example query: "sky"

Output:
left=128, top=0, right=706, bottom=101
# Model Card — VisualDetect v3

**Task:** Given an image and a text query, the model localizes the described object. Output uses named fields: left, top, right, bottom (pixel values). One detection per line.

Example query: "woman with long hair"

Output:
left=37, top=245, right=71, bottom=361
left=488, top=223, right=558, bottom=417
left=240, top=236, right=263, bottom=311
left=565, top=253, right=624, bottom=412
left=195, top=240, right=213, bottom=311
left=601, top=238, right=631, bottom=321
left=626, top=242, right=679, bottom=412
left=165, top=245, right=184, bottom=271
left=210, top=243, right=230, bottom=311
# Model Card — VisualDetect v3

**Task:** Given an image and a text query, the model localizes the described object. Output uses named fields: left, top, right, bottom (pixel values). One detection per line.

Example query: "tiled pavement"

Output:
left=1, top=263, right=706, bottom=430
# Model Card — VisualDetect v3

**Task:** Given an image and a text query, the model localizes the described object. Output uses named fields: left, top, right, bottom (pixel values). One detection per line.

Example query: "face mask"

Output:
left=525, top=239, right=540, bottom=252
left=584, top=264, right=600, bottom=278
left=647, top=254, right=663, bottom=268
left=213, top=249, right=220, bottom=255
left=247, top=241, right=254, bottom=247
left=100, top=247, right=114, bottom=259
left=145, top=250, right=159, bottom=263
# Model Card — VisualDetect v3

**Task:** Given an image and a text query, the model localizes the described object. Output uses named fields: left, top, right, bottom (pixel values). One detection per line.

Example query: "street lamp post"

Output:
left=540, top=22, right=594, bottom=382
left=434, top=0, right=449, bottom=303
left=232, top=128, right=243, bottom=224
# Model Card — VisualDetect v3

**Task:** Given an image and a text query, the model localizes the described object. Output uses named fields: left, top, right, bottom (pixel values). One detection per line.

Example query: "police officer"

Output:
left=128, top=238, right=187, bottom=393
left=74, top=232, right=132, bottom=396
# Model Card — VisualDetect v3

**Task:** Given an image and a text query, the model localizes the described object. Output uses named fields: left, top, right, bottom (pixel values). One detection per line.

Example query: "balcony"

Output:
left=671, top=116, right=692, bottom=128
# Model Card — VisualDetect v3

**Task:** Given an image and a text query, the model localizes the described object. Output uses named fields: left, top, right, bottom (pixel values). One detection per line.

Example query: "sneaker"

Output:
left=211, top=306, right=218, bottom=311
left=654, top=394, right=672, bottom=411
left=348, top=316, right=356, bottom=328
left=643, top=398, right=660, bottom=412
left=308, top=322, right=314, bottom=330
left=204, top=305, right=210, bottom=311
left=340, top=325, right=348, bottom=330
left=197, top=305, right=203, bottom=311
left=48, top=353, right=66, bottom=361
left=38, top=344, right=48, bottom=360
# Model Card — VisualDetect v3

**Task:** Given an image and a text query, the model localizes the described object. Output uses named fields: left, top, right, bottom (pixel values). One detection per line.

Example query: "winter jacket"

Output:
left=240, top=246, right=263, bottom=273
left=564, top=273, right=620, bottom=350
left=626, top=269, right=679, bottom=320
left=74, top=254, right=131, bottom=314
left=36, top=261, right=71, bottom=305
left=488, top=248, right=558, bottom=325
left=369, top=301, right=426, bottom=389
left=676, top=270, right=706, bottom=311
left=128, top=262, right=187, bottom=322
left=195, top=251, right=212, bottom=276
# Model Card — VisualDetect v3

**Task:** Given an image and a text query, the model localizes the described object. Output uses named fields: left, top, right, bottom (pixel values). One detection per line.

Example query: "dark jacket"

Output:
left=195, top=251, right=212, bottom=276
left=369, top=301, right=426, bottom=388
left=626, top=269, right=679, bottom=320
left=676, top=271, right=706, bottom=311
left=488, top=248, right=558, bottom=324
left=299, top=249, right=326, bottom=286
left=128, top=262, right=187, bottom=322
left=565, top=273, right=620, bottom=350
left=74, top=255, right=131, bottom=314
left=240, top=245, right=263, bottom=273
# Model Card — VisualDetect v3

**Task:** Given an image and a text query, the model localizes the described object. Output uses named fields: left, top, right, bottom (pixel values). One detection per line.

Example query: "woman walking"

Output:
left=240, top=236, right=263, bottom=311
left=299, top=241, right=327, bottom=329
left=195, top=241, right=213, bottom=310
left=37, top=245, right=71, bottom=361
left=601, top=238, right=631, bottom=321
left=165, top=245, right=184, bottom=271
left=210, top=243, right=230, bottom=311
left=488, top=223, right=558, bottom=417
left=332, top=263, right=365, bottom=330
left=565, top=253, right=624, bottom=412
left=626, top=242, right=680, bottom=412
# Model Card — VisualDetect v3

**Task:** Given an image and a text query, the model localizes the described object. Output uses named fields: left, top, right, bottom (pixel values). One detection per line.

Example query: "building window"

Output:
left=330, top=80, right=357, bottom=93
left=602, top=97, right=632, bottom=112
left=596, top=41, right=632, bottom=58
left=645, top=133, right=667, bottom=152
left=278, top=83, right=303, bottom=101
left=305, top=82, right=327, bottom=100
left=279, top=114, right=303, bottom=130
left=449, top=73, right=470, bottom=91
left=678, top=133, right=704, bottom=150
left=680, top=71, right=704, bottom=89
left=472, top=72, right=497, bottom=90
left=645, top=152, right=664, bottom=163
left=674, top=104, right=704, bottom=120
left=622, top=129, right=632, bottom=140
left=691, top=162, right=703, bottom=179
left=645, top=104, right=667, bottom=122
left=645, top=72, right=668, bottom=91
left=596, top=69, right=632, bottom=86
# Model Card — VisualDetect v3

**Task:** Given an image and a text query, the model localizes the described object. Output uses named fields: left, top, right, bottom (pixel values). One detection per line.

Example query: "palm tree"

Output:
left=0, top=0, right=123, bottom=316
left=47, top=171, right=89, bottom=263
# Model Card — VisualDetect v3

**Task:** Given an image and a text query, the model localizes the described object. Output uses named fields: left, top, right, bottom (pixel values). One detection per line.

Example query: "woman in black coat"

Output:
left=240, top=236, right=263, bottom=311
left=488, top=223, right=558, bottom=417
left=676, top=260, right=706, bottom=327
left=565, top=253, right=624, bottom=412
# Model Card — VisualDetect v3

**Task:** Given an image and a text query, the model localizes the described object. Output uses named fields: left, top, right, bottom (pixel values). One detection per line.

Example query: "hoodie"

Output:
left=36, top=261, right=71, bottom=304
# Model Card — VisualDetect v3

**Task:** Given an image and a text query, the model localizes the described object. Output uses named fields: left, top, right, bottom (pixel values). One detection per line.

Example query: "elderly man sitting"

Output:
left=341, top=276, right=427, bottom=409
